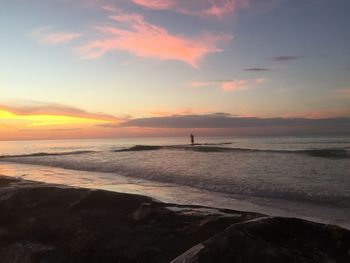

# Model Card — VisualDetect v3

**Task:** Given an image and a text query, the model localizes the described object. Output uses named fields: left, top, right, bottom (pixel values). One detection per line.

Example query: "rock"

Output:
left=0, top=176, right=257, bottom=263
left=0, top=175, right=349, bottom=263
left=171, top=217, right=350, bottom=263
left=0, top=242, right=53, bottom=263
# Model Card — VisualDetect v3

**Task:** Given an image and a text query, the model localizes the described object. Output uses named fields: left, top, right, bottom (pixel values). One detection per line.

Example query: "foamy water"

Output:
left=1, top=135, right=349, bottom=228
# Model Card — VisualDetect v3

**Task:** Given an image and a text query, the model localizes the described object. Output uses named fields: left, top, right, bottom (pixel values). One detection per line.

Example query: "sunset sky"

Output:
left=1, top=0, right=350, bottom=140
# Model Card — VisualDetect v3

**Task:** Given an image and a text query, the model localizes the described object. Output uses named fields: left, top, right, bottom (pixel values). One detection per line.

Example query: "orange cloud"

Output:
left=78, top=11, right=231, bottom=67
left=0, top=103, right=127, bottom=140
left=131, top=0, right=250, bottom=18
left=30, top=27, right=81, bottom=44
left=191, top=78, right=266, bottom=91
left=0, top=102, right=121, bottom=122
left=0, top=109, right=115, bottom=128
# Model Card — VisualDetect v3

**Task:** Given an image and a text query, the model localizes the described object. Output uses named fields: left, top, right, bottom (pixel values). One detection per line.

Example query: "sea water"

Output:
left=0, top=135, right=349, bottom=228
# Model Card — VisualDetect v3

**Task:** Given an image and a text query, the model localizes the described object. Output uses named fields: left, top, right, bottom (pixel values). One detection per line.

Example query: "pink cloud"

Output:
left=191, top=78, right=266, bottom=91
left=131, top=0, right=250, bottom=18
left=78, top=12, right=231, bottom=67
left=101, top=5, right=120, bottom=13
left=221, top=80, right=249, bottom=91
left=337, top=88, right=350, bottom=98
left=132, top=0, right=176, bottom=10
left=30, top=27, right=81, bottom=44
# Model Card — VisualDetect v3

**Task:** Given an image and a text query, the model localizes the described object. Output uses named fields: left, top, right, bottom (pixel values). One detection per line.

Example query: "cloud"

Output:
left=139, top=107, right=213, bottom=117
left=119, top=114, right=350, bottom=128
left=283, top=108, right=350, bottom=119
left=244, top=67, right=271, bottom=71
left=50, top=128, right=82, bottom=132
left=337, top=88, right=350, bottom=98
left=30, top=27, right=81, bottom=44
left=109, top=113, right=350, bottom=135
left=101, top=4, right=120, bottom=12
left=191, top=78, right=266, bottom=91
left=131, top=0, right=250, bottom=18
left=272, top=56, right=300, bottom=62
left=0, top=101, right=122, bottom=122
left=132, top=0, right=176, bottom=10
left=78, top=12, right=231, bottom=67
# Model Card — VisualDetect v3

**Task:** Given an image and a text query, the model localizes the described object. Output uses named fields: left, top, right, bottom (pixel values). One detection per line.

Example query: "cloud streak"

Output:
left=30, top=27, right=81, bottom=44
left=78, top=12, right=231, bottom=67
left=131, top=0, right=250, bottom=18
left=111, top=113, right=350, bottom=135
left=244, top=67, right=271, bottom=71
left=272, top=56, right=300, bottom=62
left=337, top=88, right=350, bottom=98
left=191, top=78, right=266, bottom=91
left=119, top=114, right=350, bottom=129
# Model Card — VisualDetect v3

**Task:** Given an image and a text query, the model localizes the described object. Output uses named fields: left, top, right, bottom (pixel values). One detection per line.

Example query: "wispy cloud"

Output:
left=272, top=55, right=300, bottom=62
left=244, top=67, right=271, bottom=72
left=101, top=4, right=120, bottom=13
left=337, top=88, right=350, bottom=98
left=283, top=108, right=350, bottom=119
left=132, top=0, right=176, bottom=10
left=131, top=0, right=250, bottom=18
left=30, top=27, right=81, bottom=44
left=143, top=107, right=212, bottom=117
left=78, top=11, right=231, bottom=67
left=191, top=78, right=266, bottom=91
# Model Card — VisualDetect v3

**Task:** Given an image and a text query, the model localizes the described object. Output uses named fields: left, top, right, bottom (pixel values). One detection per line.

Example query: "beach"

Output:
left=0, top=175, right=349, bottom=262
left=1, top=136, right=350, bottom=262
left=0, top=136, right=349, bottom=229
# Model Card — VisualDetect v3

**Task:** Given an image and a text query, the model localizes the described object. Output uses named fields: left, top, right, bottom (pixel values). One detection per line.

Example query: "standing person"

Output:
left=190, top=134, right=194, bottom=145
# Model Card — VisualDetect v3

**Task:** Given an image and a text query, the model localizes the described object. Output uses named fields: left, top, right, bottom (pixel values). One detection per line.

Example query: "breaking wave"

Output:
left=0, top=143, right=348, bottom=159
left=0, top=143, right=349, bottom=207
left=0, top=150, right=95, bottom=159
left=114, top=145, right=350, bottom=158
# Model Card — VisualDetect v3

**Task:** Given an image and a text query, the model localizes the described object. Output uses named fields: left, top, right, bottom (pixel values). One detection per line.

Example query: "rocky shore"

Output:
left=0, top=175, right=349, bottom=263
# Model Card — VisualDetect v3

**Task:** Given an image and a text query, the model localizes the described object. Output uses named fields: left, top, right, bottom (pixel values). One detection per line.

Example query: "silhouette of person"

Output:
left=190, top=134, right=194, bottom=145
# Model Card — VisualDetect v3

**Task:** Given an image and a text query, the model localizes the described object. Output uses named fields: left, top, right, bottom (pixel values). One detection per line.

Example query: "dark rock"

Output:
left=0, top=176, right=258, bottom=262
left=172, top=217, right=350, bottom=263
left=0, top=175, right=349, bottom=263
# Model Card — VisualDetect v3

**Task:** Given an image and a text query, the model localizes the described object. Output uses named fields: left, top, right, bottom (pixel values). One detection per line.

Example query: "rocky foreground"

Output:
left=0, top=176, right=349, bottom=263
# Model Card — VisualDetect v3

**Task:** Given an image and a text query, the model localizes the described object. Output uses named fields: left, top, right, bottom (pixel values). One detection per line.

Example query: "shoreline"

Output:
left=1, top=161, right=350, bottom=230
left=0, top=175, right=349, bottom=262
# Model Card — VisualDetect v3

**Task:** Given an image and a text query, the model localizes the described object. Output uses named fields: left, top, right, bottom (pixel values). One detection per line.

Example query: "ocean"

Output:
left=1, top=135, right=349, bottom=229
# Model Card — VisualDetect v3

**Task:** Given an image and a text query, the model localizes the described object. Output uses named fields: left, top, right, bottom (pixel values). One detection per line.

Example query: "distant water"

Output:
left=0, top=135, right=349, bottom=228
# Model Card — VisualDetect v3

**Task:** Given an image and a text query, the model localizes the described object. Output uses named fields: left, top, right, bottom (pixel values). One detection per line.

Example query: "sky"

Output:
left=0, top=0, right=350, bottom=140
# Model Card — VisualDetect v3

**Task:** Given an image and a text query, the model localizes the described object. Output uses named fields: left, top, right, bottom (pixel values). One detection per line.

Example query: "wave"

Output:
left=0, top=144, right=348, bottom=159
left=0, top=144, right=348, bottom=207
left=114, top=145, right=228, bottom=153
left=114, top=145, right=350, bottom=158
left=1, top=155, right=348, bottom=207
left=115, top=145, right=163, bottom=152
left=0, top=150, right=95, bottom=159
